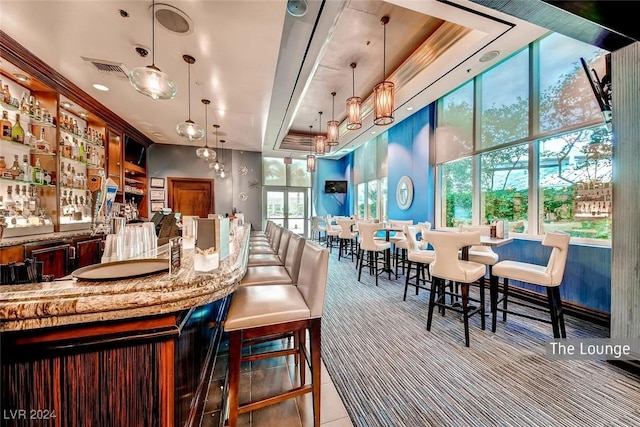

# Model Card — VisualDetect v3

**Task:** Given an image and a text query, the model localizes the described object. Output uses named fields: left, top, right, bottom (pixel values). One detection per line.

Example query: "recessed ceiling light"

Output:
left=479, top=50, right=500, bottom=63
left=406, top=106, right=414, bottom=111
left=371, top=131, right=377, bottom=134
left=61, top=101, right=72, bottom=108
left=79, top=112, right=88, bottom=118
left=93, top=83, right=109, bottom=91
left=13, top=74, right=30, bottom=83
left=152, top=132, right=163, bottom=137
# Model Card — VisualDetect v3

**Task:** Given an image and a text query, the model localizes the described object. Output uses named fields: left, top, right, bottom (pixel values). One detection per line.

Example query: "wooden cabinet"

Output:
left=24, top=241, right=70, bottom=278
left=73, top=235, right=103, bottom=269
left=0, top=244, right=24, bottom=263
left=107, top=128, right=123, bottom=195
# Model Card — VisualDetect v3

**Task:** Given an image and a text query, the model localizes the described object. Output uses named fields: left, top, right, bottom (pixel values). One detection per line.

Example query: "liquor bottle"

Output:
left=2, top=85, right=11, bottom=104
left=34, top=100, right=41, bottom=120
left=11, top=114, right=25, bottom=143
left=0, top=155, right=6, bottom=176
left=73, top=119, right=78, bottom=135
left=20, top=92, right=29, bottom=113
left=79, top=141, right=86, bottom=162
left=21, top=155, right=32, bottom=183
left=33, top=158, right=44, bottom=184
left=0, top=110, right=11, bottom=140
left=6, top=185, right=16, bottom=217
left=9, top=155, right=22, bottom=179
left=71, top=137, right=79, bottom=160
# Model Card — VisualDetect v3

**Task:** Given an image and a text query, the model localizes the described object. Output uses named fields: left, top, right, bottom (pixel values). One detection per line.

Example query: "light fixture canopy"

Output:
left=327, top=92, right=339, bottom=146
left=373, top=16, right=394, bottom=126
left=177, top=55, right=205, bottom=141
left=196, top=99, right=217, bottom=161
left=315, top=111, right=327, bottom=156
left=346, top=63, right=362, bottom=130
left=129, top=0, right=177, bottom=100
left=307, top=125, right=316, bottom=173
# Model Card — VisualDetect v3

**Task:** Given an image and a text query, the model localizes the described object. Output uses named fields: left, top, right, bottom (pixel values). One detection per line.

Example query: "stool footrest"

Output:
left=238, top=384, right=313, bottom=414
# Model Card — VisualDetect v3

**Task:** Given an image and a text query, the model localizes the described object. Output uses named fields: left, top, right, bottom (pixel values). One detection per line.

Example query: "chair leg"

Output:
left=403, top=261, right=412, bottom=301
left=426, top=277, right=439, bottom=331
left=554, top=287, right=567, bottom=338
left=491, top=273, right=499, bottom=333
left=415, top=263, right=423, bottom=296
left=461, top=282, right=470, bottom=347
left=479, top=276, right=486, bottom=331
left=357, top=249, right=364, bottom=282
left=502, top=278, right=509, bottom=321
left=227, top=330, right=242, bottom=427
left=309, top=319, right=322, bottom=427
left=374, top=252, right=379, bottom=286
left=547, top=287, right=561, bottom=338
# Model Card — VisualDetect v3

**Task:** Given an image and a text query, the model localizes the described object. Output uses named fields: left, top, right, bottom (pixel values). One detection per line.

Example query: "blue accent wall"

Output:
left=313, top=156, right=350, bottom=217
left=387, top=106, right=435, bottom=223
left=493, top=240, right=611, bottom=312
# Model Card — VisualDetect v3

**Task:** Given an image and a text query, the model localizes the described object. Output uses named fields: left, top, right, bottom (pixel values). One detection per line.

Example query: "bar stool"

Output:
left=491, top=231, right=570, bottom=338
left=336, top=218, right=358, bottom=262
left=310, top=216, right=327, bottom=242
left=403, top=224, right=435, bottom=301
left=424, top=230, right=486, bottom=347
left=223, top=240, right=329, bottom=427
left=357, top=221, right=391, bottom=286
left=325, top=215, right=341, bottom=253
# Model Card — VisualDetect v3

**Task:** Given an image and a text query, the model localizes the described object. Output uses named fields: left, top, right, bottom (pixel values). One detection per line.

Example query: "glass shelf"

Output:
left=0, top=138, right=31, bottom=150
left=0, top=176, right=54, bottom=187
left=60, top=128, right=105, bottom=148
left=60, top=154, right=86, bottom=165
left=60, top=184, right=87, bottom=191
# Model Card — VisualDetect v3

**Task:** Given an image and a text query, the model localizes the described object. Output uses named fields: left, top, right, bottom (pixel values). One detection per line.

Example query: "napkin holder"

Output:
left=194, top=217, right=230, bottom=272
left=491, top=220, right=509, bottom=238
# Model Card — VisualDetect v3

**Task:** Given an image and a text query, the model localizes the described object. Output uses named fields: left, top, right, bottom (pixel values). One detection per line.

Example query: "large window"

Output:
left=436, top=33, right=611, bottom=242
left=352, top=134, right=388, bottom=220
left=539, top=127, right=612, bottom=238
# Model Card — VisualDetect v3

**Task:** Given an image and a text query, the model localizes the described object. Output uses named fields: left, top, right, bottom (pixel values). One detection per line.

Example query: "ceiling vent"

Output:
left=81, top=57, right=130, bottom=80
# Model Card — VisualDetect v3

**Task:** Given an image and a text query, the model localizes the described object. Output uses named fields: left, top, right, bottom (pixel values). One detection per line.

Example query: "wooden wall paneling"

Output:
left=611, top=42, right=640, bottom=343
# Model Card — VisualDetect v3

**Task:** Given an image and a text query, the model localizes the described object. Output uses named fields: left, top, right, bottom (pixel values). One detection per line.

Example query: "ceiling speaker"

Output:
left=286, top=0, right=307, bottom=17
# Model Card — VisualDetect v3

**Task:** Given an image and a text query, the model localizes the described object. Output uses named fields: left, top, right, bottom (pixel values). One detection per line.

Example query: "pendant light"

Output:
left=373, top=16, right=394, bottom=126
left=217, top=140, right=227, bottom=179
left=327, top=92, right=339, bottom=146
left=315, top=111, right=327, bottom=156
left=306, top=125, right=316, bottom=173
left=209, top=125, right=222, bottom=171
left=176, top=55, right=205, bottom=141
left=128, top=0, right=177, bottom=100
left=346, top=63, right=362, bottom=130
left=196, top=99, right=217, bottom=161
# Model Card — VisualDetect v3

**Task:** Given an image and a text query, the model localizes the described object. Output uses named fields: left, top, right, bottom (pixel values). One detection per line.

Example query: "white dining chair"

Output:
left=491, top=231, right=570, bottom=338
left=357, top=221, right=391, bottom=286
left=423, top=230, right=487, bottom=347
left=403, top=225, right=436, bottom=301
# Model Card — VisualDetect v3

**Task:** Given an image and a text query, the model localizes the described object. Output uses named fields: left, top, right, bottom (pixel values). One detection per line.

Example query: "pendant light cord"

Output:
left=382, top=20, right=386, bottom=80
left=352, top=65, right=355, bottom=97
left=151, top=0, right=156, bottom=67
left=204, top=103, right=208, bottom=148
left=309, top=126, right=313, bottom=154
left=187, top=64, right=191, bottom=120
left=331, top=93, right=335, bottom=121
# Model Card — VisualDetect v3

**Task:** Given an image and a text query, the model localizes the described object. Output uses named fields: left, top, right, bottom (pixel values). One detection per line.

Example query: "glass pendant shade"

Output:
left=128, top=1, right=176, bottom=100
left=177, top=119, right=205, bottom=141
left=196, top=146, right=216, bottom=162
left=129, top=65, right=177, bottom=100
left=373, top=81, right=395, bottom=125
left=373, top=16, right=394, bottom=126
left=209, top=160, right=220, bottom=170
left=306, top=154, right=316, bottom=172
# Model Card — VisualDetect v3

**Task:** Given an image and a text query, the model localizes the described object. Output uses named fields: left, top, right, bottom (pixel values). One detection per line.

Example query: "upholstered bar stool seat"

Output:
left=241, top=234, right=305, bottom=286
left=325, top=215, right=342, bottom=253
left=248, top=230, right=290, bottom=266
left=357, top=222, right=392, bottom=286
left=336, top=218, right=358, bottom=262
left=223, top=240, right=329, bottom=427
left=491, top=231, right=570, bottom=338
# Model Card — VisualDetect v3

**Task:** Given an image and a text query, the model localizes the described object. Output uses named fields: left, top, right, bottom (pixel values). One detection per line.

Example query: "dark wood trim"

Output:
left=167, top=177, right=215, bottom=214
left=0, top=29, right=153, bottom=147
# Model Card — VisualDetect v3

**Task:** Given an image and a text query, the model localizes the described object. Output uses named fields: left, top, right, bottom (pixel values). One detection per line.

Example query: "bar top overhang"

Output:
left=0, top=224, right=250, bottom=332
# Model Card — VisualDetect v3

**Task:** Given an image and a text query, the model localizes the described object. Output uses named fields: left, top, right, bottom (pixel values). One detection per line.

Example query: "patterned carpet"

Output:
left=321, top=251, right=640, bottom=427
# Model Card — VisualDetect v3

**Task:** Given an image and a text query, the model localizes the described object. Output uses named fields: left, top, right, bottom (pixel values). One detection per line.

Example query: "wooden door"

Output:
left=167, top=178, right=214, bottom=218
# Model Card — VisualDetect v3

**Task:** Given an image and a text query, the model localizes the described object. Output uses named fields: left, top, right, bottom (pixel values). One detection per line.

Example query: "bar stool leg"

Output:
left=403, top=260, right=412, bottom=301
left=461, top=282, right=470, bottom=347
left=502, top=278, right=509, bottom=321
left=227, top=330, right=242, bottom=427
left=547, top=287, right=561, bottom=338
left=554, top=287, right=567, bottom=338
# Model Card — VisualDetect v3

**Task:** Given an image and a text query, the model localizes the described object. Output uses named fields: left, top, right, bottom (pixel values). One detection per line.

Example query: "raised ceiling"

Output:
left=0, top=0, right=548, bottom=159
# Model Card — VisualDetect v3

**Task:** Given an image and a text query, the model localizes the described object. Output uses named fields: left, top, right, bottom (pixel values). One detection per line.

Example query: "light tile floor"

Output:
left=200, top=336, right=353, bottom=427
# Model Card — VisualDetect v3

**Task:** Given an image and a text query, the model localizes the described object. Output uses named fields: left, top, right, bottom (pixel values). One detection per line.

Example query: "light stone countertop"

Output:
left=0, top=225, right=250, bottom=332
left=0, top=229, right=98, bottom=247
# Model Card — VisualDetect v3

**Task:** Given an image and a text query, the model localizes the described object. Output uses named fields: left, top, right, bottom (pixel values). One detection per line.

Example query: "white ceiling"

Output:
left=0, top=0, right=548, bottom=159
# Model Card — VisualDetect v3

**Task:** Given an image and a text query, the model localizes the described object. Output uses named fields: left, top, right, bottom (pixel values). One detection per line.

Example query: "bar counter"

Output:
left=0, top=224, right=250, bottom=427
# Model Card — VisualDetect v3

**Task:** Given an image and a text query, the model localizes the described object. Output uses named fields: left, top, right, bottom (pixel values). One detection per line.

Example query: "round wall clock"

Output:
left=396, top=176, right=413, bottom=210
left=239, top=192, right=248, bottom=201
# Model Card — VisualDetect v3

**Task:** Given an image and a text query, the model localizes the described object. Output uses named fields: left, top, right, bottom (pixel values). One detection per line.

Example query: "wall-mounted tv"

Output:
left=325, top=180, right=347, bottom=194
left=580, top=55, right=612, bottom=127
left=124, top=135, right=147, bottom=167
